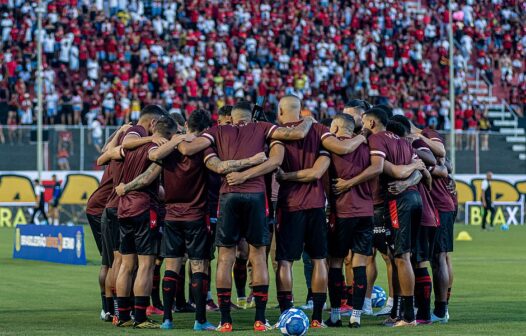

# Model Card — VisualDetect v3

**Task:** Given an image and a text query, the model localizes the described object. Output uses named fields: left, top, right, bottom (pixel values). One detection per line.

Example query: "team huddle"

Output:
left=85, top=96, right=457, bottom=331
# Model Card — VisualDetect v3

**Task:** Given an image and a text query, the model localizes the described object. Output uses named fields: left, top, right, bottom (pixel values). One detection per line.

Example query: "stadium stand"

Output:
left=0, top=1, right=523, bottom=130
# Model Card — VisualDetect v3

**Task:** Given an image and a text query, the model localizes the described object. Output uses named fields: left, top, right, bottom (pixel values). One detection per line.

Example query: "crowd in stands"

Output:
left=0, top=0, right=523, bottom=135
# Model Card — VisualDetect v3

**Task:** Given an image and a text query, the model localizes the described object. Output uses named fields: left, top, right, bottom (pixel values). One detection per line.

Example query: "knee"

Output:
left=190, top=259, right=207, bottom=273
left=218, top=249, right=236, bottom=266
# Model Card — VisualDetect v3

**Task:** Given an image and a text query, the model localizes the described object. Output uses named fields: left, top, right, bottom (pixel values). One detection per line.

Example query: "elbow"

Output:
left=149, top=153, right=159, bottom=162
left=269, top=159, right=282, bottom=171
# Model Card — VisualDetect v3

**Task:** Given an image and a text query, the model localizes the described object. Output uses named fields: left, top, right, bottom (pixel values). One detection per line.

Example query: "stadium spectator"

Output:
left=30, top=178, right=49, bottom=225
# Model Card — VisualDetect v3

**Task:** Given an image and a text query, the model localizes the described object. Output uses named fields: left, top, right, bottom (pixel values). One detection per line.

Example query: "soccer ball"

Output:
left=371, top=285, right=387, bottom=308
left=278, top=308, right=309, bottom=336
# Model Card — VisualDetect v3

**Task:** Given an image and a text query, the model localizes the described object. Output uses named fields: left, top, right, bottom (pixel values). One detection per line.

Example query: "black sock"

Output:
left=134, top=296, right=149, bottom=323
left=191, top=272, right=208, bottom=324
left=175, top=267, right=186, bottom=308
left=105, top=296, right=114, bottom=315
left=151, top=264, right=162, bottom=308
left=447, top=287, right=451, bottom=304
left=277, top=291, right=294, bottom=313
left=434, top=301, right=447, bottom=318
left=352, top=266, right=367, bottom=310
left=117, top=297, right=132, bottom=321
left=233, top=258, right=248, bottom=298
left=101, top=293, right=107, bottom=313
left=415, top=267, right=432, bottom=321
left=312, top=292, right=327, bottom=322
left=253, top=285, right=269, bottom=322
left=390, top=295, right=401, bottom=319
left=328, top=268, right=344, bottom=309
left=346, top=285, right=353, bottom=306
left=306, top=287, right=313, bottom=303
left=402, top=296, right=415, bottom=322
left=217, top=288, right=232, bottom=324
left=162, top=270, right=178, bottom=321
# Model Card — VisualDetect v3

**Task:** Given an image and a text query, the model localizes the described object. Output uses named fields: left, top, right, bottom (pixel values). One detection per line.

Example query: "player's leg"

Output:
left=482, top=206, right=488, bottom=230
left=431, top=211, right=451, bottom=322
left=187, top=218, right=215, bottom=331
left=376, top=251, right=395, bottom=317
left=148, top=257, right=163, bottom=314
left=233, top=238, right=248, bottom=308
left=276, top=209, right=304, bottom=314
left=306, top=208, right=329, bottom=328
left=364, top=253, right=377, bottom=314
left=215, top=193, right=241, bottom=331
left=326, top=217, right=351, bottom=327
left=343, top=251, right=353, bottom=308
left=301, top=251, right=314, bottom=309
left=114, top=215, right=136, bottom=326
left=488, top=206, right=495, bottom=228
left=87, top=213, right=108, bottom=319
left=131, top=210, right=161, bottom=328
left=159, top=220, right=184, bottom=329
left=245, top=192, right=272, bottom=331
left=390, top=193, right=421, bottom=326
left=446, top=211, right=455, bottom=318
left=414, top=226, right=436, bottom=323
left=348, top=217, right=374, bottom=328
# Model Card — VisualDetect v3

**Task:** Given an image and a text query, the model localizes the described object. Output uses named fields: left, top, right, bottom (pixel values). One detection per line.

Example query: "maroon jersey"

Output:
left=105, top=131, right=127, bottom=209
left=410, top=139, right=438, bottom=227
left=278, top=123, right=333, bottom=212
left=162, top=149, right=207, bottom=222
left=201, top=121, right=277, bottom=194
left=86, top=166, right=113, bottom=216
left=422, top=127, right=444, bottom=146
left=330, top=139, right=373, bottom=218
left=368, top=130, right=417, bottom=199
left=118, top=142, right=159, bottom=219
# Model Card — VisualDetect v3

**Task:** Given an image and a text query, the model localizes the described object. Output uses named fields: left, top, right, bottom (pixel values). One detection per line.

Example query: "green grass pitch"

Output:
left=1, top=224, right=526, bottom=335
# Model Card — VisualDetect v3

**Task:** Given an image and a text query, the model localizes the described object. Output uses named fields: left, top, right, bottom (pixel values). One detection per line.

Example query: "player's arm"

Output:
left=429, top=164, right=448, bottom=178
left=270, top=117, right=314, bottom=140
left=322, top=135, right=367, bottom=155
left=414, top=148, right=436, bottom=166
left=101, top=124, right=132, bottom=153
left=276, top=155, right=331, bottom=183
left=383, top=159, right=425, bottom=179
left=96, top=146, right=124, bottom=166
left=387, top=170, right=424, bottom=195
left=148, top=134, right=188, bottom=161
left=332, top=155, right=384, bottom=195
left=115, top=162, right=162, bottom=196
left=205, top=152, right=268, bottom=175
left=225, top=143, right=285, bottom=186
left=177, top=136, right=211, bottom=156
left=418, top=134, right=446, bottom=158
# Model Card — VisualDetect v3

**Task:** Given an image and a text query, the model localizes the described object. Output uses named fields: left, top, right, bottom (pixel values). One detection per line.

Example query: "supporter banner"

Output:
left=13, top=224, right=87, bottom=265
left=0, top=172, right=525, bottom=224
left=464, top=200, right=525, bottom=226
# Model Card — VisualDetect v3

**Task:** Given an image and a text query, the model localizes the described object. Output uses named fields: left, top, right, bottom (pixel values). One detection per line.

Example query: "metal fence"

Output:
left=0, top=126, right=524, bottom=174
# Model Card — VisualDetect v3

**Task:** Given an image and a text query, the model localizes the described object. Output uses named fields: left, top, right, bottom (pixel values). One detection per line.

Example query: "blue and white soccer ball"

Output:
left=371, top=285, right=387, bottom=308
left=278, top=308, right=309, bottom=336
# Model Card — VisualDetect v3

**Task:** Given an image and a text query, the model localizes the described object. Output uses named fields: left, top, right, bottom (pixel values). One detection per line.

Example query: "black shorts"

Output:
left=161, top=218, right=211, bottom=260
left=414, top=226, right=437, bottom=263
left=87, top=213, right=109, bottom=266
left=328, top=216, right=373, bottom=258
left=276, top=208, right=327, bottom=261
left=386, top=191, right=422, bottom=257
left=120, top=210, right=160, bottom=255
left=216, top=192, right=270, bottom=247
left=372, top=205, right=391, bottom=255
left=101, top=207, right=120, bottom=266
left=208, top=217, right=217, bottom=260
left=435, top=211, right=455, bottom=253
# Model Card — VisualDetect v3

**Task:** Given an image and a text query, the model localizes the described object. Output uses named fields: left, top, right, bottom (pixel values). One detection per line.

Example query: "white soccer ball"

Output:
left=278, top=308, right=309, bottom=336
left=371, top=285, right=387, bottom=308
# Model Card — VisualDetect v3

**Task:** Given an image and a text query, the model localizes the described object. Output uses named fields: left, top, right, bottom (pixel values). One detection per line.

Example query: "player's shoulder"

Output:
left=422, top=127, right=443, bottom=142
left=125, top=124, right=147, bottom=137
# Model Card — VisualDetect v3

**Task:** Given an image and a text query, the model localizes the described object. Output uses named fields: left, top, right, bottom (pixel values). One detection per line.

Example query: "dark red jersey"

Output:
left=105, top=131, right=127, bottom=209
left=330, top=139, right=373, bottom=218
left=278, top=122, right=333, bottom=211
left=86, top=165, right=113, bottom=216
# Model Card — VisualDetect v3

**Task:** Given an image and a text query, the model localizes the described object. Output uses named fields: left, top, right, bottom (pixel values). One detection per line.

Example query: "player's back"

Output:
left=202, top=121, right=277, bottom=194
left=162, top=150, right=207, bottom=221
left=278, top=122, right=331, bottom=212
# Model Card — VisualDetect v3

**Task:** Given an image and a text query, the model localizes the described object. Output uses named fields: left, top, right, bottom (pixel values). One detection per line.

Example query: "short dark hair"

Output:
left=188, top=109, right=212, bottom=133
left=364, top=107, right=388, bottom=126
left=374, top=104, right=393, bottom=119
left=218, top=105, right=233, bottom=117
left=141, top=104, right=167, bottom=118
left=345, top=99, right=372, bottom=111
left=34, top=179, right=40, bottom=184
left=170, top=112, right=186, bottom=127
left=154, top=115, right=177, bottom=136
left=333, top=113, right=355, bottom=131
left=386, top=120, right=408, bottom=137
left=320, top=117, right=333, bottom=127
left=232, top=100, right=252, bottom=114
left=390, top=114, right=411, bottom=133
